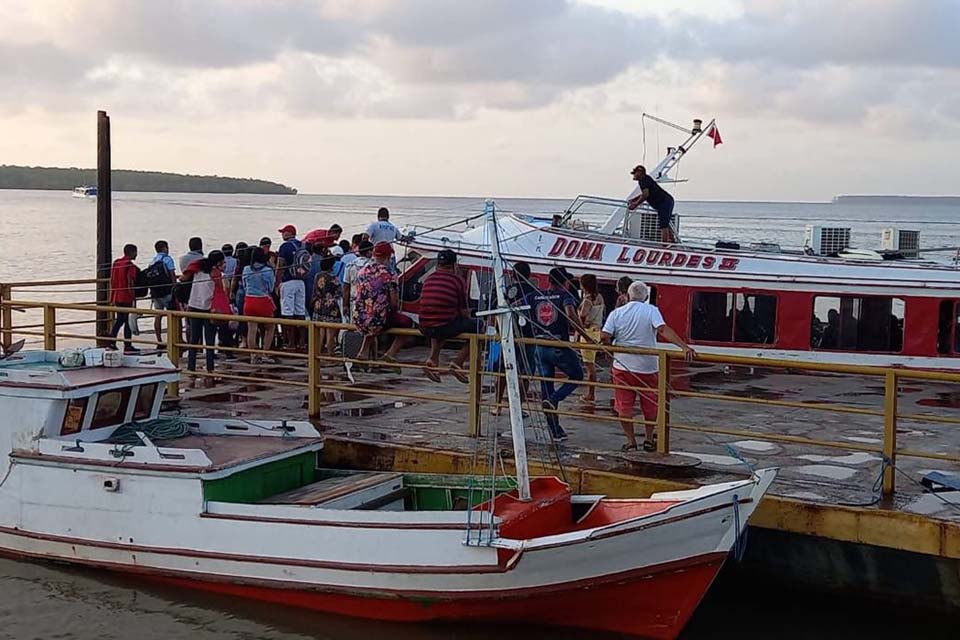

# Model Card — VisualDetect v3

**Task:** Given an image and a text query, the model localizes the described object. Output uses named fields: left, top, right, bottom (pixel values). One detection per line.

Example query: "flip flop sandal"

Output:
left=448, top=364, right=469, bottom=384
left=620, top=443, right=639, bottom=452
left=422, top=363, right=441, bottom=383
left=642, top=439, right=657, bottom=452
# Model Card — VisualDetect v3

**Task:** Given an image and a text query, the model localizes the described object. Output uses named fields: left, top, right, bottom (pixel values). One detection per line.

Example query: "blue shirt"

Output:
left=277, top=238, right=302, bottom=283
left=525, top=286, right=576, bottom=341
left=151, top=253, right=176, bottom=273
left=243, top=264, right=275, bottom=297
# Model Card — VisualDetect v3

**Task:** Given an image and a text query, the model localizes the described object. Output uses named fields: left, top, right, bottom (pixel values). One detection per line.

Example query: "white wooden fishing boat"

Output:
left=0, top=208, right=776, bottom=638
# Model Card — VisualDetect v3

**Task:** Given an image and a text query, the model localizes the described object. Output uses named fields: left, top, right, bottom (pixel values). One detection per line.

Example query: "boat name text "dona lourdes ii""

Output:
left=548, top=237, right=741, bottom=271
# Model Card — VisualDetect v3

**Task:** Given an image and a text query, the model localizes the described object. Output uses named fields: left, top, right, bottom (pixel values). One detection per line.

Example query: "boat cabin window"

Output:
left=133, top=384, right=159, bottom=421
left=400, top=258, right=437, bottom=303
left=598, top=282, right=657, bottom=315
left=690, top=292, right=777, bottom=344
left=811, top=296, right=904, bottom=352
left=89, top=388, right=132, bottom=429
left=60, top=397, right=88, bottom=436
left=937, top=300, right=960, bottom=354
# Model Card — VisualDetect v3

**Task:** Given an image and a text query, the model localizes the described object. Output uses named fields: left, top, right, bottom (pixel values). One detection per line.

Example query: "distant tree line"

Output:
left=0, top=165, right=297, bottom=194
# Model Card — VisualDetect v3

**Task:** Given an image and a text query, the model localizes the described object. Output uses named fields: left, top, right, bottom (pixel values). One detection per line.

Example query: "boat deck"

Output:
left=153, top=434, right=322, bottom=472
left=171, top=346, right=960, bottom=525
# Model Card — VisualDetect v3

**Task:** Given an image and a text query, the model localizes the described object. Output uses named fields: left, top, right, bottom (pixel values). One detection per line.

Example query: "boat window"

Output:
left=400, top=258, right=437, bottom=303
left=936, top=300, right=960, bottom=354
left=89, top=388, right=132, bottom=429
left=60, top=397, right=88, bottom=436
left=690, top=292, right=777, bottom=344
left=133, top=384, right=159, bottom=421
left=598, top=282, right=657, bottom=316
left=811, top=296, right=905, bottom=352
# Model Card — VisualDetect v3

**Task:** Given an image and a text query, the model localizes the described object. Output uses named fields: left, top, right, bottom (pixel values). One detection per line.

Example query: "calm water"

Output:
left=1, top=189, right=959, bottom=638
left=1, top=189, right=959, bottom=285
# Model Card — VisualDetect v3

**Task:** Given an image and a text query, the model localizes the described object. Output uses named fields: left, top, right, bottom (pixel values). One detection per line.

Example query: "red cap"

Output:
left=278, top=224, right=297, bottom=235
left=373, top=241, right=394, bottom=258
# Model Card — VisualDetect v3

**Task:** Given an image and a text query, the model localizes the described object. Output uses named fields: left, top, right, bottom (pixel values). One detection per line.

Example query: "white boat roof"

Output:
left=0, top=350, right=178, bottom=393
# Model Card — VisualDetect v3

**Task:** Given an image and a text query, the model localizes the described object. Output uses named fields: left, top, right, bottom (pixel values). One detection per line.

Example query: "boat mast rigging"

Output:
left=484, top=200, right=532, bottom=502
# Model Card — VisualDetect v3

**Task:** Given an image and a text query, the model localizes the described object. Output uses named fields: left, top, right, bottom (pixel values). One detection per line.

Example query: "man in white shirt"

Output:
left=363, top=207, right=405, bottom=273
left=601, top=281, right=695, bottom=452
left=363, top=207, right=402, bottom=244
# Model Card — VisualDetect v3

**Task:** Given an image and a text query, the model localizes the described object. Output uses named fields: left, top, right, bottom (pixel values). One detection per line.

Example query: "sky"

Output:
left=1, top=0, right=958, bottom=201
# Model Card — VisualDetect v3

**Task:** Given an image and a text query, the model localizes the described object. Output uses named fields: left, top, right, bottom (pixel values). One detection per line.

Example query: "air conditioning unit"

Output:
left=624, top=210, right=680, bottom=241
left=880, top=228, right=920, bottom=258
left=804, top=225, right=851, bottom=256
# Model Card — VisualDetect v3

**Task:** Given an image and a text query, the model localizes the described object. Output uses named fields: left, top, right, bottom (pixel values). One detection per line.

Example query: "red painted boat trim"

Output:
left=0, top=541, right=726, bottom=639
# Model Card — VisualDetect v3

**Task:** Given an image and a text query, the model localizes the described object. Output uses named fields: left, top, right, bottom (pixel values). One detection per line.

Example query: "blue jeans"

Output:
left=536, top=345, right=583, bottom=406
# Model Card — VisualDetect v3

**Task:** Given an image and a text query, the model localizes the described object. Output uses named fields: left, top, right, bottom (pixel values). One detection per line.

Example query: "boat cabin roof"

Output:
left=0, top=350, right=177, bottom=395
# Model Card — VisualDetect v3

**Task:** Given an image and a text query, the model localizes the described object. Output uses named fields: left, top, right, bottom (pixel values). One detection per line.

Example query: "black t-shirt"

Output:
left=639, top=174, right=673, bottom=211
left=524, top=287, right=576, bottom=341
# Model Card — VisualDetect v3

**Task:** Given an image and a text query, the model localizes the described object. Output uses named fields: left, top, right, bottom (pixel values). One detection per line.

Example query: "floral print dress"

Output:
left=352, top=262, right=397, bottom=335
left=312, top=271, right=343, bottom=322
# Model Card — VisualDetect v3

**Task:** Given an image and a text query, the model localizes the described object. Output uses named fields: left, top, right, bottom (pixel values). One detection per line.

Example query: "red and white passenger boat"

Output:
left=0, top=210, right=776, bottom=639
left=400, top=118, right=960, bottom=370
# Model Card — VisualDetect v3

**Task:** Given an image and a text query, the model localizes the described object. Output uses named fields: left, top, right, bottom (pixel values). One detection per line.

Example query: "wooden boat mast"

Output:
left=485, top=199, right=532, bottom=501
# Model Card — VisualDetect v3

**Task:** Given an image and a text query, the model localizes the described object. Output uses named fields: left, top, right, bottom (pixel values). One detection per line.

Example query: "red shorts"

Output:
left=612, top=368, right=659, bottom=421
left=388, top=311, right=414, bottom=329
left=244, top=295, right=275, bottom=318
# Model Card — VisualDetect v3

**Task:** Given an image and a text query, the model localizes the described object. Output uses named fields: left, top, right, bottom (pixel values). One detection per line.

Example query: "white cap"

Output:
left=330, top=246, right=344, bottom=257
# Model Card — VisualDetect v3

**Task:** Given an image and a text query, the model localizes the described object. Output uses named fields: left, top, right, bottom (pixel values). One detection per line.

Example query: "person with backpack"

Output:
left=182, top=250, right=227, bottom=380
left=277, top=224, right=309, bottom=350
left=144, top=240, right=177, bottom=347
left=108, top=244, right=139, bottom=353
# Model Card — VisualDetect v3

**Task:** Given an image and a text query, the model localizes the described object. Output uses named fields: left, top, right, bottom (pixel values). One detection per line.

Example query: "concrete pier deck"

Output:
left=173, top=346, right=960, bottom=522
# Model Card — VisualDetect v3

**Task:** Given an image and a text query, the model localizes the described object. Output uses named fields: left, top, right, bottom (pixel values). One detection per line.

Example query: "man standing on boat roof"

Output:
left=627, top=165, right=676, bottom=244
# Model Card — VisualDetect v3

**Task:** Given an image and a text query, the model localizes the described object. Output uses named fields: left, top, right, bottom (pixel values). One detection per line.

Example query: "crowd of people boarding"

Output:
left=108, top=205, right=695, bottom=453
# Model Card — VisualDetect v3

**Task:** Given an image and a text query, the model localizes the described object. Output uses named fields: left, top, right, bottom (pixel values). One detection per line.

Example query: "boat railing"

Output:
left=3, top=281, right=960, bottom=499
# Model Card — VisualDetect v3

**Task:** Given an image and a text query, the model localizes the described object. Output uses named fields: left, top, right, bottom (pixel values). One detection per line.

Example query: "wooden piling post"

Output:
left=0, top=283, right=10, bottom=349
left=43, top=304, right=57, bottom=351
left=308, top=323, right=320, bottom=417
left=468, top=335, right=481, bottom=437
left=656, top=351, right=671, bottom=454
left=882, top=370, right=898, bottom=496
left=165, top=310, right=180, bottom=399
left=96, top=110, right=113, bottom=345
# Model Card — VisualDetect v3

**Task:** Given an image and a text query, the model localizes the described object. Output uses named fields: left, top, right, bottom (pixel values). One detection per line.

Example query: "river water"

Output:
left=0, top=189, right=959, bottom=638
left=1, top=189, right=959, bottom=284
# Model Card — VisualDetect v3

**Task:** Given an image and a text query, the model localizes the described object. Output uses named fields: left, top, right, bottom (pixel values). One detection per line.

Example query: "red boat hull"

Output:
left=147, top=552, right=726, bottom=639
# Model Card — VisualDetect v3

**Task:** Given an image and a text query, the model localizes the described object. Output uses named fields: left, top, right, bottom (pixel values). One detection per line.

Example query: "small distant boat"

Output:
left=72, top=185, right=97, bottom=198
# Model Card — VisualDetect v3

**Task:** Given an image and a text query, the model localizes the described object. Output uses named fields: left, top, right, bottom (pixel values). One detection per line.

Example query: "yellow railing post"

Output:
left=165, top=310, right=180, bottom=398
left=42, top=304, right=57, bottom=351
left=468, top=334, right=481, bottom=437
left=657, top=351, right=671, bottom=454
left=0, top=283, right=11, bottom=348
left=307, top=322, right=320, bottom=417
left=883, top=370, right=898, bottom=496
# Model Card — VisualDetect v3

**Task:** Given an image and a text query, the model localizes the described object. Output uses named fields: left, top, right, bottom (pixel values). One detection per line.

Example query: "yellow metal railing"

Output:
left=3, top=290, right=960, bottom=499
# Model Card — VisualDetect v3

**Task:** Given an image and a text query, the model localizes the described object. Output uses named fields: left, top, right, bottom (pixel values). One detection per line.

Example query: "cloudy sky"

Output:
left=1, top=0, right=957, bottom=200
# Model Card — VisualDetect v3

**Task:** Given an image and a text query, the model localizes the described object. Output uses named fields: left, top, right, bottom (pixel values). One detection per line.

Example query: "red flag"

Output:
left=707, top=125, right=723, bottom=147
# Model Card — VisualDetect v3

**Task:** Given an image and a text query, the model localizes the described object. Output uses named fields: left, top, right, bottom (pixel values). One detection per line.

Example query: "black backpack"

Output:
left=140, top=260, right=172, bottom=298
left=132, top=265, right=150, bottom=299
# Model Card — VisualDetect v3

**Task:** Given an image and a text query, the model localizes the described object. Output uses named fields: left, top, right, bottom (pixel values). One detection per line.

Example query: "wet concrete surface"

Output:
left=171, top=346, right=960, bottom=522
